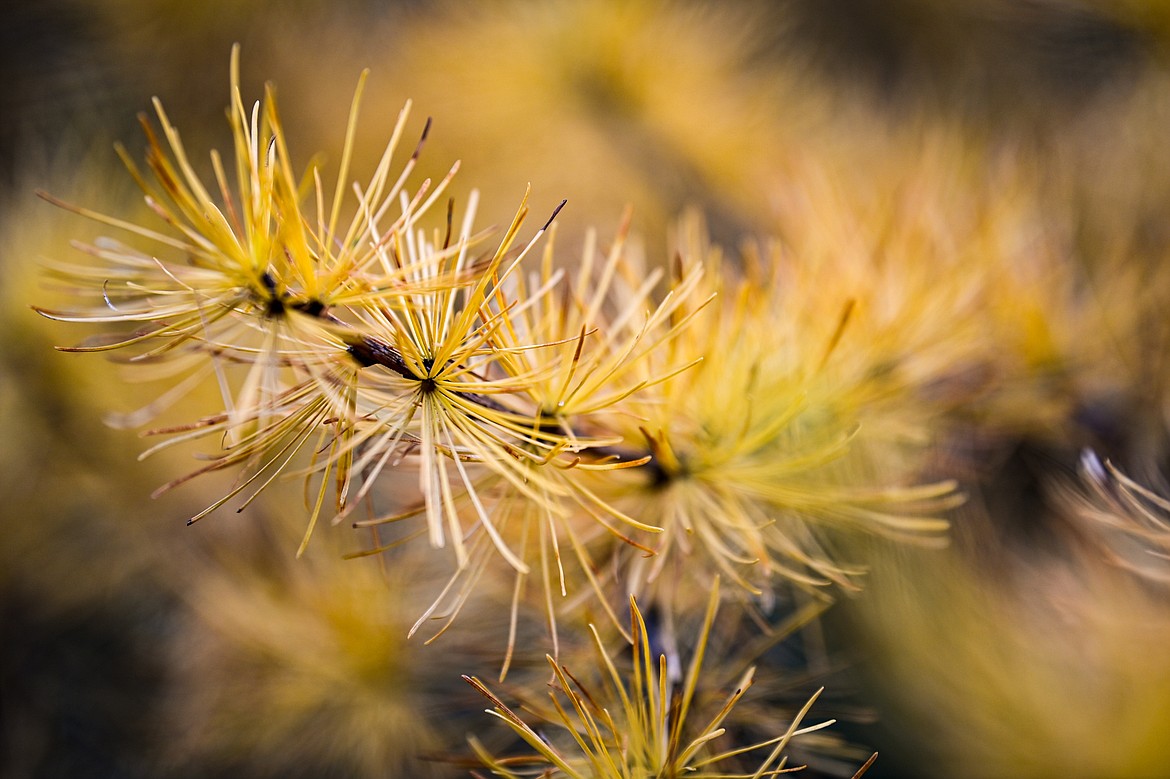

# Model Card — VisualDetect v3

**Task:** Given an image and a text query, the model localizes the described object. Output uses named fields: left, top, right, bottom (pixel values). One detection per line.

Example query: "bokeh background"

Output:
left=7, top=1, right=1170, bottom=777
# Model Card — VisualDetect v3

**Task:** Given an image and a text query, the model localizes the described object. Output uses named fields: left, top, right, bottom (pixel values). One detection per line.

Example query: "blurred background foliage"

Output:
left=7, top=0, right=1170, bottom=777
